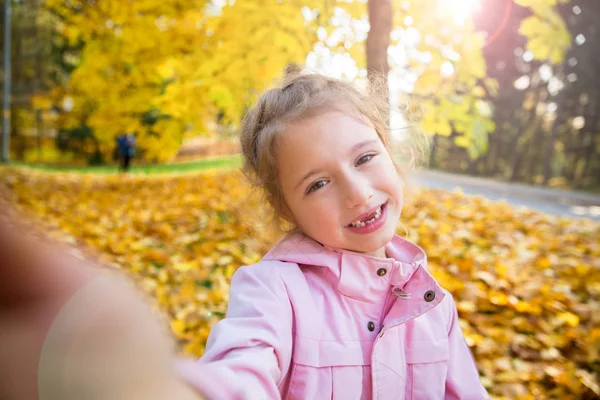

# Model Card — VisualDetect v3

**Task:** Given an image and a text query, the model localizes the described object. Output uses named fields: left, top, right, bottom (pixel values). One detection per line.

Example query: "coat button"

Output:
left=367, top=321, right=376, bottom=332
left=424, top=290, right=436, bottom=302
left=377, top=268, right=387, bottom=276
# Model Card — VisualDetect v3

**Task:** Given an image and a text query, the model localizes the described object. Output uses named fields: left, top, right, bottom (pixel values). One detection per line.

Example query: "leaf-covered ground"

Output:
left=2, top=168, right=599, bottom=399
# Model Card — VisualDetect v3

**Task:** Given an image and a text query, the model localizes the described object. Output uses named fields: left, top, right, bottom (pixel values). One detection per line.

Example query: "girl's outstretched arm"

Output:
left=178, top=263, right=294, bottom=400
left=0, top=207, right=205, bottom=400
left=444, top=294, right=490, bottom=399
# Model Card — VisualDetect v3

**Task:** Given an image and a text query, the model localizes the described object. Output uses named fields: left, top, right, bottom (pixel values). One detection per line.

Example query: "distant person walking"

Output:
left=116, top=133, right=136, bottom=173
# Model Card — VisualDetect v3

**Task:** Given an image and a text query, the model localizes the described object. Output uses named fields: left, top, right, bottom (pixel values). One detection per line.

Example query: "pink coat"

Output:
left=177, top=233, right=489, bottom=399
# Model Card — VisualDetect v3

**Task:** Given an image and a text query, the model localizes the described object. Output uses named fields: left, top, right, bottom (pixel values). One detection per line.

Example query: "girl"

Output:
left=177, top=73, right=490, bottom=399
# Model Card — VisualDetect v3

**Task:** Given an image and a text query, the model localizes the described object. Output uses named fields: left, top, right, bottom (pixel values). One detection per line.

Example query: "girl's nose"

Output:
left=343, top=177, right=373, bottom=209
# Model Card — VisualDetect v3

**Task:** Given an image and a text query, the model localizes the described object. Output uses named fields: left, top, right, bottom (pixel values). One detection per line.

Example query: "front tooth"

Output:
left=352, top=207, right=383, bottom=228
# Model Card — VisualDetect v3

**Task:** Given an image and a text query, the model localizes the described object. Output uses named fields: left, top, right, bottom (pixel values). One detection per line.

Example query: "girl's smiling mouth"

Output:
left=346, top=202, right=388, bottom=233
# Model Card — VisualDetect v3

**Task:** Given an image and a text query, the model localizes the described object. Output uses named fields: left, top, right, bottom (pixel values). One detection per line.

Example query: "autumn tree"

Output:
left=429, top=0, right=598, bottom=189
left=41, top=0, right=316, bottom=163
left=38, top=0, right=573, bottom=172
left=316, top=0, right=569, bottom=165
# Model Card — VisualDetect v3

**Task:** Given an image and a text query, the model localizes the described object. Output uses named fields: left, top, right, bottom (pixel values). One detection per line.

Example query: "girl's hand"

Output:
left=0, top=209, right=206, bottom=400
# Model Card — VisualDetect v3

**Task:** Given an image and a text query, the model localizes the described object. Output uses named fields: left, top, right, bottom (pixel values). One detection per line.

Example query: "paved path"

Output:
left=413, top=170, right=600, bottom=221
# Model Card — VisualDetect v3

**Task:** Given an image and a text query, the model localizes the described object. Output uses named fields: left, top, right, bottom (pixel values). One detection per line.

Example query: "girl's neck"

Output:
left=297, top=231, right=389, bottom=260
left=364, top=246, right=387, bottom=259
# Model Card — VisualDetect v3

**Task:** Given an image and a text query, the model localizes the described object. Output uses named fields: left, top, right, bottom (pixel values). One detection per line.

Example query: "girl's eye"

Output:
left=306, top=180, right=328, bottom=195
left=356, top=153, right=376, bottom=166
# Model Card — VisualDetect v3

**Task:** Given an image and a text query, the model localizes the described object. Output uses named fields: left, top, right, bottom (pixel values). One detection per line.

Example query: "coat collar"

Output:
left=262, top=232, right=429, bottom=301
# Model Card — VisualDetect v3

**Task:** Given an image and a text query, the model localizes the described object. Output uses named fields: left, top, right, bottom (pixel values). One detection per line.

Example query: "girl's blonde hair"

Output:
left=240, top=71, right=429, bottom=233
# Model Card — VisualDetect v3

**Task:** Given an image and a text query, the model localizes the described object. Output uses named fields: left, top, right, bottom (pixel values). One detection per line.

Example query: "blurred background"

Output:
left=2, top=0, right=600, bottom=216
left=1, top=1, right=599, bottom=399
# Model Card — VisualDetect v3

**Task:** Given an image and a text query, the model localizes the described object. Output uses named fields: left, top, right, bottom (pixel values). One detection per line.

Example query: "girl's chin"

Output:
left=348, top=230, right=396, bottom=254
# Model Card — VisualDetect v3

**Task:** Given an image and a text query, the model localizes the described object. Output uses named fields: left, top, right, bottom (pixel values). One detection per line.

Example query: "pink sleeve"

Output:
left=177, top=264, right=294, bottom=400
left=444, top=294, right=490, bottom=399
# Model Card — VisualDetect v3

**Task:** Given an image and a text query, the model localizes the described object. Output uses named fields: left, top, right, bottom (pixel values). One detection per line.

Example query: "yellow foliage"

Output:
left=42, top=0, right=319, bottom=162
left=40, top=0, right=570, bottom=164
left=391, top=0, right=567, bottom=158
left=519, top=10, right=571, bottom=64
left=3, top=155, right=599, bottom=398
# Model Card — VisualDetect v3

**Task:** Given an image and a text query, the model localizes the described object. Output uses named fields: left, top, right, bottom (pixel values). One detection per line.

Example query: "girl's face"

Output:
left=276, top=112, right=403, bottom=258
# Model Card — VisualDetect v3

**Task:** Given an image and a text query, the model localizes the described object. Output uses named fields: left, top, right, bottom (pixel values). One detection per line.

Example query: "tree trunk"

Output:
left=429, top=134, right=438, bottom=168
left=592, top=135, right=600, bottom=187
left=523, top=122, right=545, bottom=182
left=509, top=116, right=540, bottom=182
left=543, top=95, right=565, bottom=185
left=579, top=94, right=599, bottom=185
left=32, top=0, right=43, bottom=161
left=484, top=124, right=499, bottom=176
left=581, top=129, right=598, bottom=184
left=366, top=0, right=392, bottom=116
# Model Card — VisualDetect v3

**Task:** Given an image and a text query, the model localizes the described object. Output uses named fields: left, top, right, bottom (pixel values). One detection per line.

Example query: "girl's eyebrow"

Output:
left=295, top=168, right=322, bottom=190
left=350, top=139, right=378, bottom=154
